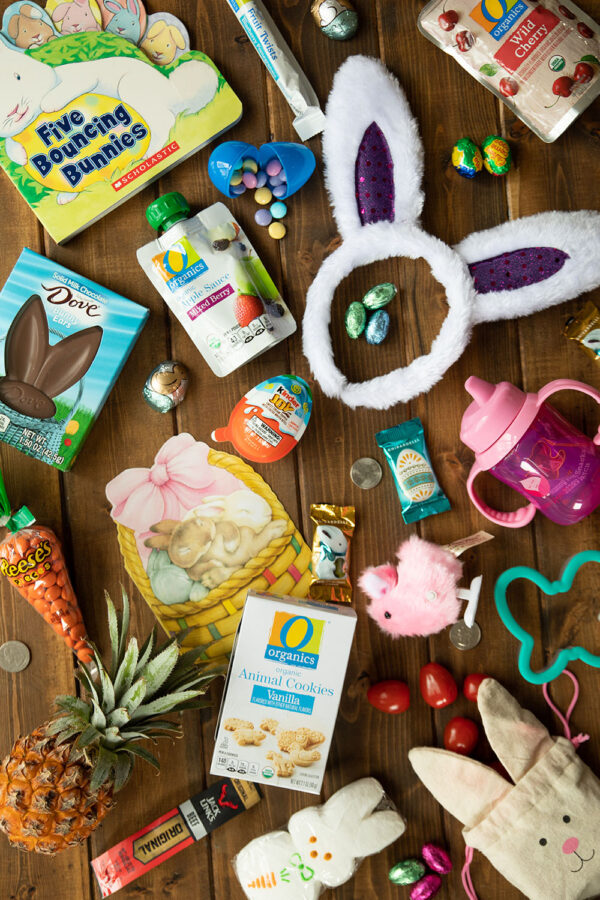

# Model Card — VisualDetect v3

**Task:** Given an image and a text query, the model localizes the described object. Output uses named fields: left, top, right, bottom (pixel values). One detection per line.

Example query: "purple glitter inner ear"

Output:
left=355, top=122, right=395, bottom=225
left=469, top=248, right=569, bottom=294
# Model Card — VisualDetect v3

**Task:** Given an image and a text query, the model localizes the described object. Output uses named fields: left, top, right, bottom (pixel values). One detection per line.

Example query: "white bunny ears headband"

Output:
left=303, top=56, right=600, bottom=409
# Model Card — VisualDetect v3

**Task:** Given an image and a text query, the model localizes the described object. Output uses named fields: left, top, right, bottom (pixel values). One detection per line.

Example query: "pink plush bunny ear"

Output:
left=358, top=563, right=397, bottom=600
left=323, top=55, right=424, bottom=240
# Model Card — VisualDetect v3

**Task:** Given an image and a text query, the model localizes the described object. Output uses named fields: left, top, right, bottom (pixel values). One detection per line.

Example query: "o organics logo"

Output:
left=265, top=612, right=325, bottom=669
left=152, top=236, right=208, bottom=292
left=470, top=0, right=527, bottom=38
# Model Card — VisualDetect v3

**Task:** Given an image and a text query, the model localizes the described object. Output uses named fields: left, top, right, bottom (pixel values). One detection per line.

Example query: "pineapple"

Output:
left=0, top=590, right=220, bottom=853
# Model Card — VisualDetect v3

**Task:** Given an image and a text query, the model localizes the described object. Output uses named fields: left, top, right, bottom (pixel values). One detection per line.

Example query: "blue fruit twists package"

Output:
left=0, top=248, right=148, bottom=471
left=376, top=417, right=451, bottom=524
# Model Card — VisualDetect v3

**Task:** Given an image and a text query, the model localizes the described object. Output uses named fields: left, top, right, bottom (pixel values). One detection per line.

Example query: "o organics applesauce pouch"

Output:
left=137, top=194, right=296, bottom=377
left=418, top=0, right=600, bottom=142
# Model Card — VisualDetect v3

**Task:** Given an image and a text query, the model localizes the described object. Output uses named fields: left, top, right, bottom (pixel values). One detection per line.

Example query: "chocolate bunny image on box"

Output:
left=0, top=295, right=102, bottom=419
left=0, top=27, right=218, bottom=203
left=303, top=56, right=600, bottom=409
left=410, top=678, right=600, bottom=900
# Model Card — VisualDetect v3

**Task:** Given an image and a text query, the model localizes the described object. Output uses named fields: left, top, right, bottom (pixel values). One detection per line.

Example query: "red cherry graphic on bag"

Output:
left=438, top=9, right=459, bottom=30
left=558, top=4, right=576, bottom=18
left=578, top=22, right=594, bottom=38
left=456, top=29, right=474, bottom=51
left=574, top=62, right=594, bottom=83
left=234, top=293, right=264, bottom=327
left=499, top=76, right=519, bottom=97
left=553, top=76, right=574, bottom=96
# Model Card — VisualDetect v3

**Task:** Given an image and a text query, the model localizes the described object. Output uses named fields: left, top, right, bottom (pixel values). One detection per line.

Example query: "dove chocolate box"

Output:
left=0, top=248, right=148, bottom=470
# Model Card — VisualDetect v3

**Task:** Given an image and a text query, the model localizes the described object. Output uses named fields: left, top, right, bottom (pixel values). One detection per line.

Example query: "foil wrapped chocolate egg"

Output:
left=452, top=137, right=483, bottom=178
left=365, top=309, right=390, bottom=344
left=389, top=859, right=426, bottom=886
left=311, top=0, right=358, bottom=40
left=345, top=301, right=367, bottom=338
left=143, top=360, right=189, bottom=413
left=362, top=282, right=397, bottom=310
left=421, top=843, right=453, bottom=874
left=481, top=134, right=512, bottom=176
left=410, top=874, right=442, bottom=900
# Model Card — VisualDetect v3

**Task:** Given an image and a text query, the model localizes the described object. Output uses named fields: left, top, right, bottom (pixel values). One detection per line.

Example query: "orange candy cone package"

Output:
left=0, top=474, right=93, bottom=665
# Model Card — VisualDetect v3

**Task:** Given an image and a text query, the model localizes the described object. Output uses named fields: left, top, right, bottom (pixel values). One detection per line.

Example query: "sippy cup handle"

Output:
left=536, top=379, right=600, bottom=446
left=466, top=463, right=537, bottom=529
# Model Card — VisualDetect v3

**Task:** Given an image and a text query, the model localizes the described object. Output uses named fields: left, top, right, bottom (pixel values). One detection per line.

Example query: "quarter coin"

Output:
left=449, top=620, right=481, bottom=651
left=351, top=457, right=383, bottom=489
left=0, top=640, right=31, bottom=672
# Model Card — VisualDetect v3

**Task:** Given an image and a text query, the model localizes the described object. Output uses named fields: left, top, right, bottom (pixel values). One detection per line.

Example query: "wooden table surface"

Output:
left=1, top=1, right=600, bottom=898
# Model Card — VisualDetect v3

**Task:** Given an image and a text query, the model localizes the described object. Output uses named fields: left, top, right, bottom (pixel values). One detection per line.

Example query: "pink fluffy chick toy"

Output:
left=359, top=535, right=482, bottom=638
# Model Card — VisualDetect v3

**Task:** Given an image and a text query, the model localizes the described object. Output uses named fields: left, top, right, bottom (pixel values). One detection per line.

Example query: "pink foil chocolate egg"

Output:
left=410, top=874, right=442, bottom=900
left=421, top=843, right=452, bottom=874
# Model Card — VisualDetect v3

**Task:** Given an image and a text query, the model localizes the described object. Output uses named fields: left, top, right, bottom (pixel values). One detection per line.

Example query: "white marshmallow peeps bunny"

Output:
left=0, top=31, right=218, bottom=203
left=314, top=524, right=347, bottom=580
left=409, top=678, right=600, bottom=900
left=303, top=56, right=600, bottom=409
left=233, top=777, right=406, bottom=899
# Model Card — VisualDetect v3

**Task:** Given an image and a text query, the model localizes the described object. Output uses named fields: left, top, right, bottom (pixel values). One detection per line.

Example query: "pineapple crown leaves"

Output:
left=49, top=590, right=224, bottom=793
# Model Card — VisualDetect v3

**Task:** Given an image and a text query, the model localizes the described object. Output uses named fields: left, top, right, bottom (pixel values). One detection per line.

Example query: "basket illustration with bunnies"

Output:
left=106, top=433, right=312, bottom=664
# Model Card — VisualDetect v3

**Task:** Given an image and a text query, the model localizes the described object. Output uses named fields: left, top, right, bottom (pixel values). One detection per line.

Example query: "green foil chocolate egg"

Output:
left=389, top=859, right=426, bottom=885
left=311, top=0, right=358, bottom=40
left=365, top=309, right=390, bottom=344
left=362, top=282, right=397, bottom=310
left=481, top=134, right=512, bottom=176
left=345, top=301, right=367, bottom=338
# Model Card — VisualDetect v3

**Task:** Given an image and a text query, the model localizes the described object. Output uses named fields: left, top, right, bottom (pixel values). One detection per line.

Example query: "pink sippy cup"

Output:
left=460, top=376, right=600, bottom=527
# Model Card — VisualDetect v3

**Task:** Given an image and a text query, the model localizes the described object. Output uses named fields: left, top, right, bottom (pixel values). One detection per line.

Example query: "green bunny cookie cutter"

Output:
left=494, top=550, right=600, bottom=684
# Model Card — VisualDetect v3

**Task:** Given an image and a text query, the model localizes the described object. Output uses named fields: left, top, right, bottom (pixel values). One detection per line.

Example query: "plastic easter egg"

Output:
left=451, top=137, right=483, bottom=179
left=481, top=135, right=512, bottom=176
left=362, top=282, right=397, bottom=310
left=311, top=0, right=358, bottom=40
left=143, top=360, right=189, bottom=412
left=365, top=309, right=390, bottom=344
left=345, top=301, right=367, bottom=338
left=211, top=375, right=312, bottom=463
left=389, top=859, right=426, bottom=886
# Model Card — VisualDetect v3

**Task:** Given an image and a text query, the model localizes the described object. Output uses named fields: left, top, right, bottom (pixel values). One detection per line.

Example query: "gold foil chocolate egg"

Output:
left=311, top=0, right=358, bottom=40
left=143, top=361, right=189, bottom=413
left=362, top=282, right=397, bottom=310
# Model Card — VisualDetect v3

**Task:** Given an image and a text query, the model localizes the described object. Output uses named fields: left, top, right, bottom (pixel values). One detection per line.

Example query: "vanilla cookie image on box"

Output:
left=266, top=751, right=295, bottom=777
left=277, top=727, right=326, bottom=753
left=234, top=728, right=266, bottom=746
left=260, top=718, right=279, bottom=734
left=225, top=718, right=254, bottom=732
left=289, top=748, right=321, bottom=767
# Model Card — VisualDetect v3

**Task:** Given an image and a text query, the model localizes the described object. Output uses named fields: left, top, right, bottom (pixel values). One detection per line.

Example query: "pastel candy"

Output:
left=242, top=158, right=258, bottom=173
left=242, top=171, right=258, bottom=188
left=268, top=222, right=286, bottom=239
left=421, top=843, right=452, bottom=875
left=362, top=282, right=397, bottom=309
left=255, top=209, right=272, bottom=226
left=230, top=171, right=243, bottom=186
left=345, top=301, right=367, bottom=338
left=270, top=201, right=287, bottom=219
left=410, top=875, right=442, bottom=900
left=256, top=170, right=267, bottom=188
left=266, top=158, right=282, bottom=176
left=231, top=184, right=246, bottom=195
left=389, top=859, right=426, bottom=885
left=272, top=185, right=286, bottom=198
left=255, top=187, right=272, bottom=205
left=365, top=309, right=390, bottom=344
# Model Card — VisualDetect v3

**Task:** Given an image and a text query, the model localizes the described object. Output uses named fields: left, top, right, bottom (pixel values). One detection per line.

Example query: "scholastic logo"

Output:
left=265, top=612, right=325, bottom=669
left=470, top=0, right=527, bottom=39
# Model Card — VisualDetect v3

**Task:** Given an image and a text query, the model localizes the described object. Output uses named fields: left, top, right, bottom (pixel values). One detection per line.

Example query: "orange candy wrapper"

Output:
left=0, top=495, right=93, bottom=665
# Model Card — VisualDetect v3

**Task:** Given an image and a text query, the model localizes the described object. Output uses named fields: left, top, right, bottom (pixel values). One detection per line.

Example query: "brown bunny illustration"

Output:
left=0, top=295, right=103, bottom=419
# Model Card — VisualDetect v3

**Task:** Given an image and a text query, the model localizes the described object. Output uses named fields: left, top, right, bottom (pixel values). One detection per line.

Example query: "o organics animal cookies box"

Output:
left=210, top=591, right=357, bottom=794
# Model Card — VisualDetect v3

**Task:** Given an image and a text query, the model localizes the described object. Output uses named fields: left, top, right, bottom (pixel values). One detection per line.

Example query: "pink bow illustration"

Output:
left=106, top=433, right=243, bottom=534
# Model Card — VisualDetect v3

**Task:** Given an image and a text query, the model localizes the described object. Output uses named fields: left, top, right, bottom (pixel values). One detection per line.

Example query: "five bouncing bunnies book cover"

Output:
left=0, top=30, right=242, bottom=243
left=0, top=248, right=148, bottom=471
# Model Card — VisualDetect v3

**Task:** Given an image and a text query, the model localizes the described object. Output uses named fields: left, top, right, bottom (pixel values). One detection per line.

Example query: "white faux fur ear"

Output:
left=322, top=55, right=424, bottom=240
left=477, top=679, right=554, bottom=782
left=409, top=747, right=512, bottom=827
left=457, top=210, right=600, bottom=324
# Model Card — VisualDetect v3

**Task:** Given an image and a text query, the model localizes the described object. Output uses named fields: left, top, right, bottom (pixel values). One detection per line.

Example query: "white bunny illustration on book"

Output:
left=303, top=56, right=600, bottom=409
left=0, top=31, right=218, bottom=203
left=233, top=777, right=405, bottom=898
left=410, top=678, right=600, bottom=900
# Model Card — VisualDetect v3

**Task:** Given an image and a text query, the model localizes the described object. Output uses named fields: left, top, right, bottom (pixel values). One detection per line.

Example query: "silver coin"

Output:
left=351, top=457, right=382, bottom=490
left=450, top=620, right=481, bottom=651
left=0, top=640, right=31, bottom=673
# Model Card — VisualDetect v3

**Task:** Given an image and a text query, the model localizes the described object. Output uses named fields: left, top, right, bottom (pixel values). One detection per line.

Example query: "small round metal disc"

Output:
left=351, top=457, right=383, bottom=490
left=0, top=640, right=31, bottom=673
left=450, top=620, right=481, bottom=651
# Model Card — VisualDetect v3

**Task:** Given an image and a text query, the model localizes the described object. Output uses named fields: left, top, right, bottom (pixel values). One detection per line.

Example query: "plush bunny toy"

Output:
left=233, top=778, right=405, bottom=898
left=409, top=679, right=600, bottom=900
left=303, top=56, right=600, bottom=409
